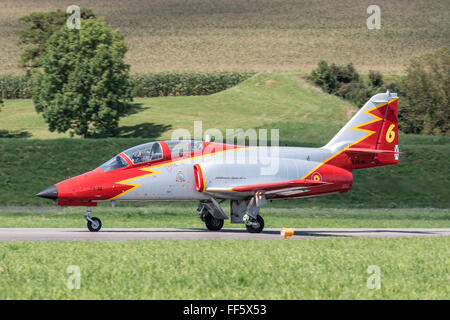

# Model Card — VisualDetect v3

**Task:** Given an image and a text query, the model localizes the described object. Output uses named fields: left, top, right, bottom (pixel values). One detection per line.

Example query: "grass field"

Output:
left=0, top=237, right=448, bottom=299
left=1, top=0, right=449, bottom=74
left=0, top=206, right=449, bottom=229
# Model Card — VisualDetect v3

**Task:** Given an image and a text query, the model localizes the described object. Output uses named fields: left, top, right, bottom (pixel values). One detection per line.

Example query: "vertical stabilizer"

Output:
left=324, top=92, right=399, bottom=168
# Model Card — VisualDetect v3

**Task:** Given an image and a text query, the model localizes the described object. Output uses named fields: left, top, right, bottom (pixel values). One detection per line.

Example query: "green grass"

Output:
left=1, top=0, right=449, bottom=74
left=0, top=237, right=448, bottom=299
left=0, top=206, right=448, bottom=229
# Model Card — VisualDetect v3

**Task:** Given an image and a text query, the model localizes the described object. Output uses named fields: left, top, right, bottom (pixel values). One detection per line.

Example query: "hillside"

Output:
left=0, top=72, right=355, bottom=145
left=1, top=0, right=449, bottom=74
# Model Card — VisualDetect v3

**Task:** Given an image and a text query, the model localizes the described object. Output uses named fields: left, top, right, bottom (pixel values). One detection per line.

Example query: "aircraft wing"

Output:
left=206, top=179, right=327, bottom=197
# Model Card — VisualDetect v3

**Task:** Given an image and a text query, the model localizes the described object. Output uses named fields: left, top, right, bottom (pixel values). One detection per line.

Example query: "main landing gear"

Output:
left=243, top=214, right=264, bottom=233
left=198, top=192, right=267, bottom=233
left=241, top=192, right=266, bottom=233
left=84, top=207, right=102, bottom=232
left=197, top=200, right=227, bottom=232
left=204, top=214, right=224, bottom=231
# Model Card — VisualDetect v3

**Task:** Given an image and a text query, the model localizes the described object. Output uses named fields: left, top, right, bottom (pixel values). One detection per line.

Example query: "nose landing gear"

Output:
left=84, top=207, right=102, bottom=232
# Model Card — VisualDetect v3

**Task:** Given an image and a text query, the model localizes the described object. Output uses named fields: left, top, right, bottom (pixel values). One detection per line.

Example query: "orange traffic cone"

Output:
left=281, top=228, right=294, bottom=240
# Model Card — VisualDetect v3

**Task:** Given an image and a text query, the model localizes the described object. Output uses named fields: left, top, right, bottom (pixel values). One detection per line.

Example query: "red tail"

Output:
left=345, top=98, right=399, bottom=169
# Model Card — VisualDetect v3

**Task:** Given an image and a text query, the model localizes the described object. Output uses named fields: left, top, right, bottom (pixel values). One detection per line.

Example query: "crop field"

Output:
left=0, top=237, right=449, bottom=299
left=1, top=0, right=449, bottom=74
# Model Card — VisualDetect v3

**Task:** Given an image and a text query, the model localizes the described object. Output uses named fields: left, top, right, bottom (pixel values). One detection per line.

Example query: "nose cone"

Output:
left=36, top=185, right=58, bottom=200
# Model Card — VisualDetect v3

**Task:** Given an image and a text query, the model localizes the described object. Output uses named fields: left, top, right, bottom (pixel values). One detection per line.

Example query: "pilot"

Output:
left=133, top=151, right=143, bottom=163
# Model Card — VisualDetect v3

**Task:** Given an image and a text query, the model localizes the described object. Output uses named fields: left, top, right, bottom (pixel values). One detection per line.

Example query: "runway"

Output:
left=0, top=228, right=449, bottom=241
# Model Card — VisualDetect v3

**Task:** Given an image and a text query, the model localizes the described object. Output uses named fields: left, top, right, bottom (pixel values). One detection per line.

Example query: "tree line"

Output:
left=310, top=48, right=449, bottom=136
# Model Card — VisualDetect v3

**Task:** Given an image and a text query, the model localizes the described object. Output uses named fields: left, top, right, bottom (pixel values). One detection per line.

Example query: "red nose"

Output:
left=55, top=168, right=125, bottom=202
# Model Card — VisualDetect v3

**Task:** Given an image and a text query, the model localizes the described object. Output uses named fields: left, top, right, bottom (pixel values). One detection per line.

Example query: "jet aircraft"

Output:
left=37, top=92, right=399, bottom=233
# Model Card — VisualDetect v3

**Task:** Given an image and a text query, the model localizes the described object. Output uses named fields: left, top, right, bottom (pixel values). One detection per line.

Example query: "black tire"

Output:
left=205, top=214, right=224, bottom=231
left=245, top=215, right=264, bottom=233
left=87, top=217, right=102, bottom=232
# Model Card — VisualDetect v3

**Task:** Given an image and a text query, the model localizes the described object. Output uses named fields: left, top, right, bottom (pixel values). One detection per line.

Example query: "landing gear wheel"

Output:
left=205, top=214, right=224, bottom=231
left=87, top=217, right=102, bottom=232
left=246, top=215, right=264, bottom=233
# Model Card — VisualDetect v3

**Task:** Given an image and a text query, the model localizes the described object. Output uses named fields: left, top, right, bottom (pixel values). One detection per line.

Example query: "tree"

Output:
left=17, top=8, right=95, bottom=73
left=399, top=48, right=449, bottom=135
left=310, top=61, right=385, bottom=107
left=33, top=18, right=133, bottom=138
left=368, top=71, right=383, bottom=87
left=310, top=61, right=338, bottom=94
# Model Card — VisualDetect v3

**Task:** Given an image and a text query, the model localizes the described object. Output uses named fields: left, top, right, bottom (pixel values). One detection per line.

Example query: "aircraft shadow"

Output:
left=70, top=228, right=341, bottom=237
left=69, top=228, right=440, bottom=238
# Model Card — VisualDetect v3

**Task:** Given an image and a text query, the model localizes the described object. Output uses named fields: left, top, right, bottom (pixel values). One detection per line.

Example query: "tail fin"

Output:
left=324, top=92, right=399, bottom=169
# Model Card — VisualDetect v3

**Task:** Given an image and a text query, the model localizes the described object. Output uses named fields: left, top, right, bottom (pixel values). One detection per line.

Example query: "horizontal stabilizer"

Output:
left=345, top=148, right=400, bottom=154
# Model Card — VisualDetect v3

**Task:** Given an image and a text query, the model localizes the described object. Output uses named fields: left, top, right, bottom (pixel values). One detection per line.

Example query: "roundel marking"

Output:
left=312, top=172, right=322, bottom=181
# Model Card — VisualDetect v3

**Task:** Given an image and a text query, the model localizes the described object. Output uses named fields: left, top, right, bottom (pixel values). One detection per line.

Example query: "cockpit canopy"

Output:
left=165, top=140, right=203, bottom=157
left=123, top=141, right=163, bottom=165
left=98, top=155, right=128, bottom=172
left=98, top=140, right=204, bottom=172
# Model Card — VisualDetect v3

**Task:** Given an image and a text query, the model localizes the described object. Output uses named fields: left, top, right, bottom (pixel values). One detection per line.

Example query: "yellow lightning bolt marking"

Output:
left=108, top=167, right=162, bottom=200
left=300, top=97, right=398, bottom=179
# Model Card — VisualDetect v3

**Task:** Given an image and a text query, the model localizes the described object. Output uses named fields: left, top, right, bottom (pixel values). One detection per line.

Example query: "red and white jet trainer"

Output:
left=37, top=92, right=399, bottom=233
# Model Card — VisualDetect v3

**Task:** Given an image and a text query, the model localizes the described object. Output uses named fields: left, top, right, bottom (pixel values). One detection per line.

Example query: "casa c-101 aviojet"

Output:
left=37, top=92, right=400, bottom=233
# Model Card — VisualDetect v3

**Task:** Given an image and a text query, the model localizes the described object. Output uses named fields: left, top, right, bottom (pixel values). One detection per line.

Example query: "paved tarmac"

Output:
left=0, top=228, right=449, bottom=241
